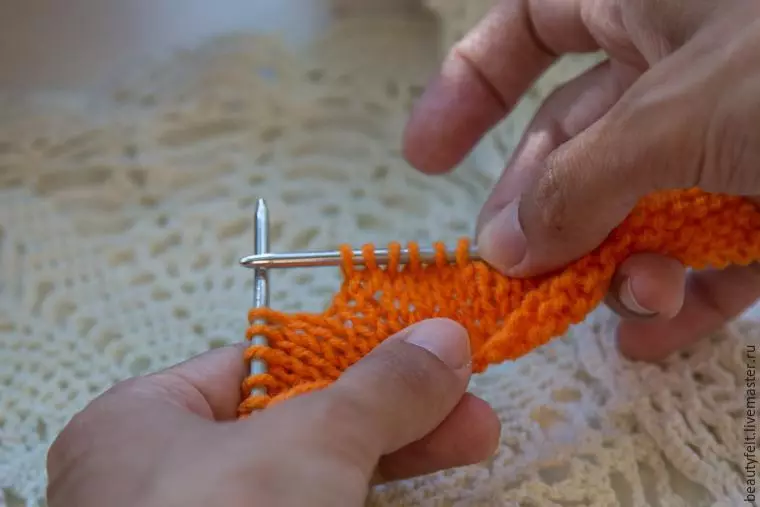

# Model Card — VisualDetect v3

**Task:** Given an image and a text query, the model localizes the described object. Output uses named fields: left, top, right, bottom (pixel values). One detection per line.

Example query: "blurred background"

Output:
left=0, top=0, right=434, bottom=91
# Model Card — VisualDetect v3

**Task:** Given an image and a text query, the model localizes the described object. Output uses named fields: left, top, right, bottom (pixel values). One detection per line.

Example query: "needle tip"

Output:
left=255, top=198, right=269, bottom=229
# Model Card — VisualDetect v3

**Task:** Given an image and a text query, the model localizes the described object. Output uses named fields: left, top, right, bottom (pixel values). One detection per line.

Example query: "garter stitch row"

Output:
left=238, top=188, right=760, bottom=416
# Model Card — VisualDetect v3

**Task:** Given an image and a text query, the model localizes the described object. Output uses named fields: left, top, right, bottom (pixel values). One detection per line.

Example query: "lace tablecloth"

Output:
left=0, top=1, right=754, bottom=505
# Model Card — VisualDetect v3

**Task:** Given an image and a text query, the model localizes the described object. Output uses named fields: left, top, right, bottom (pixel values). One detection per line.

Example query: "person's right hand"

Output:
left=403, top=0, right=760, bottom=362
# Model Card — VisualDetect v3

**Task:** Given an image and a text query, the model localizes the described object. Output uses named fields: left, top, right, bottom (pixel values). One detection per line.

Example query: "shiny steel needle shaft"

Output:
left=239, top=245, right=481, bottom=269
left=249, top=198, right=269, bottom=397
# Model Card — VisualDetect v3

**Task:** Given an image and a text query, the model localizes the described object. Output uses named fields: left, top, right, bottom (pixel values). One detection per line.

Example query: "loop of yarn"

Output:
left=237, top=188, right=760, bottom=417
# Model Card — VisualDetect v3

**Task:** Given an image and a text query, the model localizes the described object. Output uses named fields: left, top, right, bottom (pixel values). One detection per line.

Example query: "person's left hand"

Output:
left=402, top=0, right=760, bottom=362
left=46, top=318, right=500, bottom=507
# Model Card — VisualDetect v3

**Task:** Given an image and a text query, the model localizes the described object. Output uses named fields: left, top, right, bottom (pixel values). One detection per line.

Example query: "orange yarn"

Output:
left=238, top=188, right=760, bottom=416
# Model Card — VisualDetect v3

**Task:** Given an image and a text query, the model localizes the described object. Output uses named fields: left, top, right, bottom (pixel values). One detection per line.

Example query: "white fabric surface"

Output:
left=0, top=1, right=755, bottom=505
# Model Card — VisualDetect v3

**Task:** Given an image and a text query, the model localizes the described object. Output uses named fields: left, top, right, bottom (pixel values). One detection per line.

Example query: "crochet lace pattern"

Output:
left=238, top=188, right=760, bottom=415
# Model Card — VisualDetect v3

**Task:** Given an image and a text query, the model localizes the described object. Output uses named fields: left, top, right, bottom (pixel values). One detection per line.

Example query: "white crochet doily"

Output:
left=0, top=2, right=754, bottom=506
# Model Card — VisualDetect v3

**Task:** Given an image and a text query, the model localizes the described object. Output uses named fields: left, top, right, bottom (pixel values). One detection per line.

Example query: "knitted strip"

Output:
left=238, top=188, right=760, bottom=416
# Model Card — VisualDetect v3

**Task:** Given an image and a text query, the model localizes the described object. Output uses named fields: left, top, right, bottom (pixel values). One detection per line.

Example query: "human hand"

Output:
left=403, top=0, right=760, bottom=361
left=46, top=319, right=500, bottom=507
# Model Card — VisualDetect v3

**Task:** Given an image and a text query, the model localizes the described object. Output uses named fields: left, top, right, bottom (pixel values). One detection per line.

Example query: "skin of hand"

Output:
left=403, top=0, right=760, bottom=361
left=46, top=318, right=500, bottom=507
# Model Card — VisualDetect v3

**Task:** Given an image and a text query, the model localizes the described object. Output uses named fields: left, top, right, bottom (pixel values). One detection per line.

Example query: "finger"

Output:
left=475, top=58, right=634, bottom=237
left=617, top=264, right=760, bottom=362
left=374, top=393, right=500, bottom=483
left=604, top=253, right=686, bottom=319
left=403, top=0, right=598, bottom=174
left=47, top=347, right=248, bottom=479
left=309, top=318, right=472, bottom=478
left=474, top=53, right=709, bottom=277
left=149, top=344, right=248, bottom=421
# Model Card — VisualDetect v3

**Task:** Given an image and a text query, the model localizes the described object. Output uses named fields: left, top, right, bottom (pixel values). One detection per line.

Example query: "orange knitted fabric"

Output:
left=238, top=188, right=760, bottom=416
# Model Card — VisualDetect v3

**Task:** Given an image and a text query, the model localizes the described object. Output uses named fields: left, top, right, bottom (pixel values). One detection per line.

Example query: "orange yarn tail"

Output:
left=237, top=189, right=760, bottom=416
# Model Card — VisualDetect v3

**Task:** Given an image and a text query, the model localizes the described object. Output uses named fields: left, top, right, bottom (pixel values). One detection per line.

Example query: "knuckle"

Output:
left=104, top=376, right=142, bottom=396
left=310, top=384, right=368, bottom=429
left=47, top=377, right=141, bottom=472
left=630, top=0, right=713, bottom=46
left=703, top=93, right=760, bottom=192
left=446, top=42, right=509, bottom=114
left=583, top=0, right=629, bottom=48
left=46, top=429, right=70, bottom=471
left=293, top=392, right=380, bottom=473
left=371, top=344, right=436, bottom=400
left=346, top=340, right=455, bottom=417
left=47, top=405, right=93, bottom=474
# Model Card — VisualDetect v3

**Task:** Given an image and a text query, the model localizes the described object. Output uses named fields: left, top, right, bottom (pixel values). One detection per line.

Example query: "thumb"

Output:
left=476, top=72, right=706, bottom=277
left=320, top=318, right=472, bottom=465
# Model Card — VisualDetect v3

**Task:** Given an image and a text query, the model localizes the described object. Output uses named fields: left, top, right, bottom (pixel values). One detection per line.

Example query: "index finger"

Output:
left=149, top=343, right=249, bottom=420
left=403, top=0, right=598, bottom=174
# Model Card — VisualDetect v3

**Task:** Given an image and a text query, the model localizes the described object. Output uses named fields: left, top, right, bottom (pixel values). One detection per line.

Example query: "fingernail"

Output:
left=618, top=277, right=657, bottom=317
left=404, top=319, right=470, bottom=370
left=477, top=200, right=527, bottom=274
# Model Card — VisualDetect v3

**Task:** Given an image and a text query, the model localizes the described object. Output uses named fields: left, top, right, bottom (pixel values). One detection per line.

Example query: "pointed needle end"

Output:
left=255, top=198, right=268, bottom=222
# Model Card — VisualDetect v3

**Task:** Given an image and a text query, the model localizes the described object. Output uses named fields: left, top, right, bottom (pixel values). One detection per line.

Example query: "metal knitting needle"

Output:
left=239, top=245, right=482, bottom=269
left=249, top=198, right=270, bottom=397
